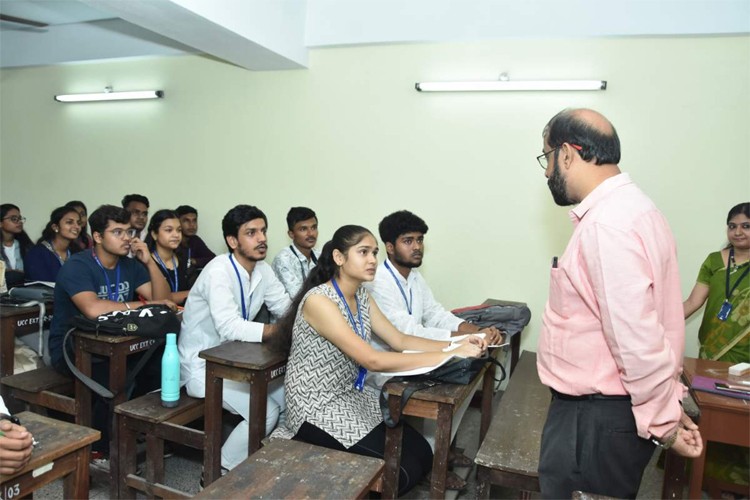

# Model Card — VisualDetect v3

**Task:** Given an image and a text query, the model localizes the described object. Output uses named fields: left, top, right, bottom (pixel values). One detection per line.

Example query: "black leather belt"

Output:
left=550, top=388, right=631, bottom=402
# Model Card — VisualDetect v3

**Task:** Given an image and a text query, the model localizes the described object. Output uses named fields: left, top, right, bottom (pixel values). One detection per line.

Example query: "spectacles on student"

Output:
left=105, top=228, right=138, bottom=239
left=2, top=216, right=26, bottom=224
left=536, top=143, right=583, bottom=170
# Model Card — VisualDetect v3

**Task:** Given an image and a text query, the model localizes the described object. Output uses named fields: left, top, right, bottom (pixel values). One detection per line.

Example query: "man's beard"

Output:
left=393, top=251, right=422, bottom=269
left=547, top=162, right=575, bottom=207
left=238, top=244, right=265, bottom=262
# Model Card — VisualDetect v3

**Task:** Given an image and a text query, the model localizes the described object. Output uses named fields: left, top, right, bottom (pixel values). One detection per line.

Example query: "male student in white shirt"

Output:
left=179, top=204, right=291, bottom=473
left=364, top=209, right=503, bottom=490
left=272, top=207, right=319, bottom=297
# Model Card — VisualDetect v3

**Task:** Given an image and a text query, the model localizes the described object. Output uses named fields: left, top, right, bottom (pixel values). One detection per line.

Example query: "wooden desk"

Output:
left=682, top=357, right=750, bottom=499
left=0, top=411, right=99, bottom=500
left=194, top=439, right=384, bottom=499
left=475, top=351, right=549, bottom=498
left=381, top=350, right=499, bottom=499
left=73, top=330, right=161, bottom=499
left=199, top=341, right=287, bottom=486
left=0, top=305, right=53, bottom=406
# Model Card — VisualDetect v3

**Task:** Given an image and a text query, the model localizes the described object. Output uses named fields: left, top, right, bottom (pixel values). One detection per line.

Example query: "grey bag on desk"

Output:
left=452, top=303, right=531, bottom=337
left=9, top=283, right=54, bottom=303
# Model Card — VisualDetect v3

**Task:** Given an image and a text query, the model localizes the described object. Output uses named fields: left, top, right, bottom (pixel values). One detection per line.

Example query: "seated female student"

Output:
left=146, top=209, right=192, bottom=305
left=65, top=200, right=93, bottom=251
left=1, top=203, right=34, bottom=287
left=24, top=206, right=82, bottom=282
left=274, top=225, right=486, bottom=495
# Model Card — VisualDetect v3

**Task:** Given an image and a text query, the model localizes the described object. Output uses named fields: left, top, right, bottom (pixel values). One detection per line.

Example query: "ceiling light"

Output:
left=54, top=87, right=164, bottom=103
left=415, top=74, right=606, bottom=92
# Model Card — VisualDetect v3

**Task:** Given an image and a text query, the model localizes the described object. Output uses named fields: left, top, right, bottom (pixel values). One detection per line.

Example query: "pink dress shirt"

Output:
left=537, top=173, right=685, bottom=439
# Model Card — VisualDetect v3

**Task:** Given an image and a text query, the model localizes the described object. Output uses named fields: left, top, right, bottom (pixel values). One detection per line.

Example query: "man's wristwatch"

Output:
left=651, top=430, right=678, bottom=449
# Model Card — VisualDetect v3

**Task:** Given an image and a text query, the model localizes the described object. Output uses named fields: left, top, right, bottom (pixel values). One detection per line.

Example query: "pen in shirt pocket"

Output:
left=552, top=256, right=558, bottom=268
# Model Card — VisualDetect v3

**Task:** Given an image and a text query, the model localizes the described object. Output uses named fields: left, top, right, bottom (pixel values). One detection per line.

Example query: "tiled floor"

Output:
left=30, top=389, right=672, bottom=499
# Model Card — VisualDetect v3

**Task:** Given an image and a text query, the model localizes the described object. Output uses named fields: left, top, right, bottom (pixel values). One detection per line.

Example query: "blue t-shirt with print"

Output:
left=49, top=251, right=150, bottom=367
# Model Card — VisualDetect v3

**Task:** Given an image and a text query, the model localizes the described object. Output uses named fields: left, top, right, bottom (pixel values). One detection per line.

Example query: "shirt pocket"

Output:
left=547, top=267, right=569, bottom=318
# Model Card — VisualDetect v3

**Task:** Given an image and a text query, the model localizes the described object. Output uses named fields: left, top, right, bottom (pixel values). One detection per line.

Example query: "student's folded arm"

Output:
left=71, top=291, right=127, bottom=318
left=303, top=294, right=449, bottom=372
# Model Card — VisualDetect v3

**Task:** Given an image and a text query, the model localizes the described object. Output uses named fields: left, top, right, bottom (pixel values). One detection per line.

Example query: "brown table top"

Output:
left=475, top=351, right=549, bottom=475
left=1, top=304, right=52, bottom=318
left=73, top=329, right=143, bottom=344
left=199, top=340, right=286, bottom=371
left=194, top=439, right=383, bottom=499
left=683, top=357, right=750, bottom=414
left=0, top=411, right=100, bottom=482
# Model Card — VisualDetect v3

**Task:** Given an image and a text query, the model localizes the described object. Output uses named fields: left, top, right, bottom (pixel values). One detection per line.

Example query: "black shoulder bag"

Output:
left=63, top=304, right=181, bottom=398
left=379, top=354, right=506, bottom=428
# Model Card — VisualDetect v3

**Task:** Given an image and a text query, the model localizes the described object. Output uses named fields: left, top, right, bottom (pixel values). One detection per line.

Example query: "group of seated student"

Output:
left=4, top=198, right=493, bottom=494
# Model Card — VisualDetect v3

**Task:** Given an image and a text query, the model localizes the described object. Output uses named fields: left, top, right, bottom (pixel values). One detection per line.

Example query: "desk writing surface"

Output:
left=475, top=351, right=549, bottom=476
left=199, top=341, right=286, bottom=370
left=0, top=411, right=99, bottom=481
left=683, top=357, right=750, bottom=414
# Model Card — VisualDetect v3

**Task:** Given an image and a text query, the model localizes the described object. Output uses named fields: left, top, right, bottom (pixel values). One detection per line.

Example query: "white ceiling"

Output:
left=1, top=0, right=749, bottom=71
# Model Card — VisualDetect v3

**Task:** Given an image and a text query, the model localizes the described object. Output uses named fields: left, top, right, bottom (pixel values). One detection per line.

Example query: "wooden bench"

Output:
left=0, top=366, right=76, bottom=416
left=115, top=390, right=205, bottom=499
left=0, top=411, right=99, bottom=500
left=475, top=350, right=549, bottom=499
left=194, top=439, right=384, bottom=499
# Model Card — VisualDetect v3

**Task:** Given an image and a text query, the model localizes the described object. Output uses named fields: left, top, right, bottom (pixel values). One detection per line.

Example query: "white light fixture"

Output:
left=416, top=73, right=606, bottom=92
left=54, top=87, right=164, bottom=103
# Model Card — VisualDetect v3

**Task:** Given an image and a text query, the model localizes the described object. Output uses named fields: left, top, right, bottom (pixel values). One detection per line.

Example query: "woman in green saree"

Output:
left=683, top=201, right=749, bottom=491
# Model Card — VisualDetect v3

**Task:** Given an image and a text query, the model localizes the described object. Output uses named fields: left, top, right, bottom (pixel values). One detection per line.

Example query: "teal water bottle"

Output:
left=161, top=333, right=180, bottom=408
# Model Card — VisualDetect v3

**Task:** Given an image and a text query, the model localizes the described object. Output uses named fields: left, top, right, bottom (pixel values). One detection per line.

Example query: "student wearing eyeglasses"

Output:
left=1, top=203, right=34, bottom=287
left=49, top=204, right=176, bottom=466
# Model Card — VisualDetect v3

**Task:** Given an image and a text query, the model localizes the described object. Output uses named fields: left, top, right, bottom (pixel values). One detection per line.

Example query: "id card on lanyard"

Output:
left=331, top=278, right=367, bottom=391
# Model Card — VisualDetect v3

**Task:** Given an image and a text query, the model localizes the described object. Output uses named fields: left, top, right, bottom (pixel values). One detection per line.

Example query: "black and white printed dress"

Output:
left=285, top=284, right=383, bottom=448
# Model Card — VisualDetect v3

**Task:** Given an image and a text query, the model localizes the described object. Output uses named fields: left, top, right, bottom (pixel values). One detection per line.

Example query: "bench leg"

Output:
left=119, top=415, right=137, bottom=500
left=248, top=373, right=268, bottom=455
left=63, top=444, right=92, bottom=500
left=382, top=410, right=404, bottom=499
left=204, top=365, right=224, bottom=486
left=146, top=434, right=165, bottom=485
left=430, top=403, right=452, bottom=498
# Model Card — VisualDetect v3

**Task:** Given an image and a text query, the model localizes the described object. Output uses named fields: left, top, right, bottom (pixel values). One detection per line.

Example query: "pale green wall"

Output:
left=2, top=36, right=749, bottom=357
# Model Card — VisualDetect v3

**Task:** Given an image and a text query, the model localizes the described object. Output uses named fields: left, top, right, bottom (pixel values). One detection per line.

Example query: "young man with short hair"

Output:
left=364, top=209, right=503, bottom=490
left=49, top=204, right=175, bottom=464
left=122, top=194, right=150, bottom=241
left=175, top=205, right=216, bottom=269
left=179, top=205, right=291, bottom=472
left=271, top=206, right=319, bottom=297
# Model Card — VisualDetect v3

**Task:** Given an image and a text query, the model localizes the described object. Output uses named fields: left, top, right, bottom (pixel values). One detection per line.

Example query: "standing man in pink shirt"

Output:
left=535, top=108, right=703, bottom=499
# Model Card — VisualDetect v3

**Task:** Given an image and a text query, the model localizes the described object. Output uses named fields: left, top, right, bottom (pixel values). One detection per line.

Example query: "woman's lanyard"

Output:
left=153, top=251, right=179, bottom=292
left=384, top=259, right=413, bottom=315
left=229, top=254, right=253, bottom=320
left=91, top=250, right=121, bottom=301
left=331, top=278, right=368, bottom=391
left=289, top=245, right=317, bottom=279
left=44, top=241, right=70, bottom=266
left=718, top=247, right=750, bottom=321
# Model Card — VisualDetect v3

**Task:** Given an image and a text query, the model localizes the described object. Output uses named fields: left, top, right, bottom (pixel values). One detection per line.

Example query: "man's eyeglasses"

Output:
left=536, top=143, right=583, bottom=170
left=2, top=216, right=26, bottom=224
left=105, top=228, right=138, bottom=239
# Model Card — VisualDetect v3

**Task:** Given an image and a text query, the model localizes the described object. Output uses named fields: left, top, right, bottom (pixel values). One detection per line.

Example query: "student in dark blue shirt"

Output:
left=50, top=204, right=175, bottom=463
left=24, top=206, right=82, bottom=282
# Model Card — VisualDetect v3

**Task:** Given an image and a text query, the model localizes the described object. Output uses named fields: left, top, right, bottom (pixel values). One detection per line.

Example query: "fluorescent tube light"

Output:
left=415, top=80, right=606, bottom=92
left=54, top=90, right=164, bottom=103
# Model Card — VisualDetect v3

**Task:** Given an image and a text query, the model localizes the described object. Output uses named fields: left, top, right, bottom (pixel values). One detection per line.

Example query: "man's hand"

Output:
left=670, top=427, right=703, bottom=458
left=455, top=334, right=488, bottom=355
left=130, top=238, right=150, bottom=265
left=0, top=419, right=33, bottom=475
left=146, top=299, right=178, bottom=311
left=478, top=326, right=504, bottom=346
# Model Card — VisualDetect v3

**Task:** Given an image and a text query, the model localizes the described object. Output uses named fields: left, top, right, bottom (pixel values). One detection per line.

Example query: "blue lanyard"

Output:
left=331, top=278, right=364, bottom=339
left=153, top=251, right=179, bottom=292
left=331, top=278, right=367, bottom=391
left=47, top=241, right=70, bottom=266
left=289, top=245, right=317, bottom=279
left=229, top=253, right=253, bottom=320
left=384, top=259, right=413, bottom=315
left=187, top=247, right=192, bottom=269
left=91, top=250, right=121, bottom=301
left=726, top=247, right=749, bottom=299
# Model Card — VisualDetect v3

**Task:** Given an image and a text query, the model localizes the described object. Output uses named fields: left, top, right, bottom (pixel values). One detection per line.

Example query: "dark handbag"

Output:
left=9, top=283, right=55, bottom=303
left=63, top=304, right=181, bottom=398
left=379, top=354, right=506, bottom=428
